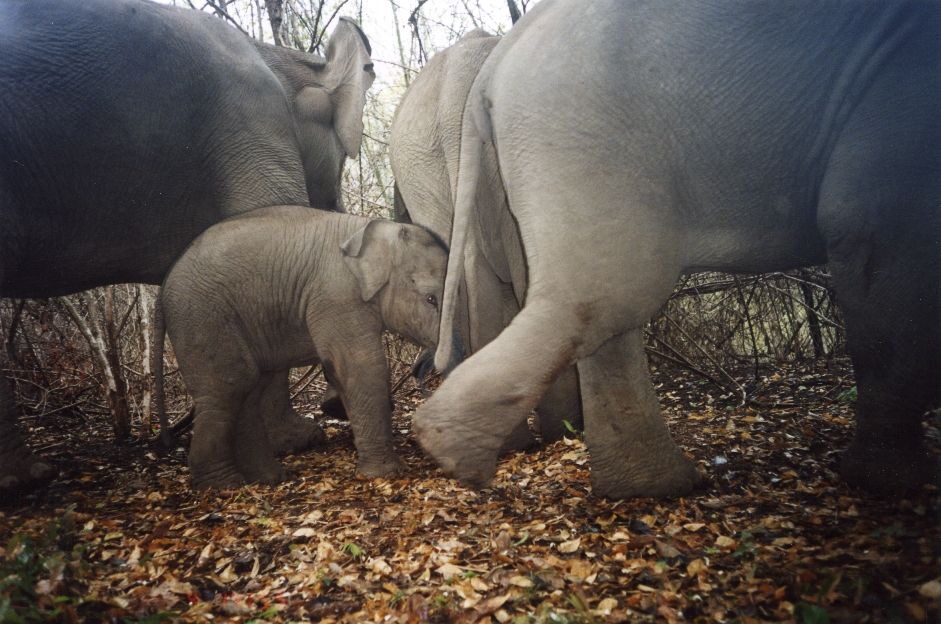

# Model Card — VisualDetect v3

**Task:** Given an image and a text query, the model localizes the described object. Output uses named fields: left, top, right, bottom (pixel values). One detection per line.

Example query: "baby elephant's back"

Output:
left=177, top=205, right=322, bottom=271
left=162, top=206, right=328, bottom=308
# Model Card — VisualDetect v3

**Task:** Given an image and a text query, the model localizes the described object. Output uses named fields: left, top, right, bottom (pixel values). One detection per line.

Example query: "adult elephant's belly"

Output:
left=680, top=202, right=829, bottom=275
left=0, top=204, right=217, bottom=298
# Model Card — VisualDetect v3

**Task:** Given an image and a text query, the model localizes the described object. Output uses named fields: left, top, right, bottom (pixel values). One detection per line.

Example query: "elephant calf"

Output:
left=156, top=206, right=448, bottom=490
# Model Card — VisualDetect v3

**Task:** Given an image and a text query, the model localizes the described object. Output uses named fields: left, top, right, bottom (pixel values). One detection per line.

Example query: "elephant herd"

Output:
left=1, top=0, right=938, bottom=499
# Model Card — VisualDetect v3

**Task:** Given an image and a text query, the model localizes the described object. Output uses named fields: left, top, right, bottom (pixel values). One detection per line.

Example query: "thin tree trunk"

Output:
left=61, top=291, right=131, bottom=442
left=102, top=288, right=131, bottom=441
left=359, top=153, right=366, bottom=213
left=257, top=0, right=268, bottom=40
left=389, top=0, right=411, bottom=87
left=733, top=277, right=760, bottom=380
left=265, top=0, right=284, bottom=46
left=137, top=286, right=155, bottom=438
left=408, top=0, right=431, bottom=66
left=798, top=269, right=825, bottom=359
left=461, top=0, right=481, bottom=28
left=5, top=300, right=24, bottom=365
left=507, top=0, right=522, bottom=24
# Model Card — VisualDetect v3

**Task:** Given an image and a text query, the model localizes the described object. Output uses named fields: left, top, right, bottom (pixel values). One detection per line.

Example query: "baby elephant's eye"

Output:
left=425, top=294, right=438, bottom=307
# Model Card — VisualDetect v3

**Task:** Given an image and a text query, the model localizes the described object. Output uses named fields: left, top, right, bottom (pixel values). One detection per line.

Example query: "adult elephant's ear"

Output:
left=324, top=17, right=375, bottom=158
left=341, top=221, right=392, bottom=301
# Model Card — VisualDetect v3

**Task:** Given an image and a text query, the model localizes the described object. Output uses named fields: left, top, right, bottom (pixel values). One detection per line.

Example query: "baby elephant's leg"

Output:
left=318, top=333, right=405, bottom=478
left=235, top=373, right=288, bottom=484
left=183, top=346, right=260, bottom=490
left=189, top=391, right=248, bottom=490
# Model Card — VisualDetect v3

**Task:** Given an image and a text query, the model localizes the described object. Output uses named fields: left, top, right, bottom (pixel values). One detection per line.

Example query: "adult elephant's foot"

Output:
left=841, top=442, right=940, bottom=496
left=535, top=366, right=583, bottom=443
left=320, top=385, right=348, bottom=419
left=238, top=450, right=289, bottom=485
left=500, top=420, right=538, bottom=454
left=413, top=406, right=504, bottom=487
left=247, top=462, right=288, bottom=486
left=589, top=444, right=701, bottom=499
left=321, top=388, right=394, bottom=420
left=356, top=452, right=407, bottom=478
left=0, top=448, right=56, bottom=492
left=189, top=462, right=246, bottom=491
left=266, top=410, right=326, bottom=457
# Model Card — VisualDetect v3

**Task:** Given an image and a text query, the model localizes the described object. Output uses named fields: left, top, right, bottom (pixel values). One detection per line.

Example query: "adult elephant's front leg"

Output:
left=261, top=369, right=325, bottom=456
left=235, top=375, right=289, bottom=484
left=414, top=301, right=581, bottom=486
left=818, top=108, right=940, bottom=494
left=580, top=330, right=700, bottom=499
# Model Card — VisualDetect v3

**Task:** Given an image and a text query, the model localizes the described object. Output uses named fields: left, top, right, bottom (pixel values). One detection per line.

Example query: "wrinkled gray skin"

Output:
left=390, top=31, right=581, bottom=449
left=158, top=206, right=449, bottom=490
left=153, top=330, right=326, bottom=454
left=415, top=0, right=941, bottom=498
left=0, top=0, right=374, bottom=491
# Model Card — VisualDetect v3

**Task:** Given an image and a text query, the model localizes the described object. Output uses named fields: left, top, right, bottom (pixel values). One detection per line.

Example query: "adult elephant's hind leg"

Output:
left=0, top=376, right=55, bottom=491
left=0, top=253, right=53, bottom=489
left=580, top=330, right=700, bottom=499
left=261, top=369, right=325, bottom=456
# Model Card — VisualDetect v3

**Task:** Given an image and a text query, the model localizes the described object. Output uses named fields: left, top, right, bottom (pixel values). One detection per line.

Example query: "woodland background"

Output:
left=3, top=2, right=937, bottom=623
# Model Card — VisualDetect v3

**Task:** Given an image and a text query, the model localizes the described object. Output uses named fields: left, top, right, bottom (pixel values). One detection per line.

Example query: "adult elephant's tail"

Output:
left=434, top=88, right=493, bottom=373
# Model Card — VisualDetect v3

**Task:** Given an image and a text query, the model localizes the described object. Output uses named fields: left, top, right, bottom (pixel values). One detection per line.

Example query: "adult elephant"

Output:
left=414, top=0, right=940, bottom=498
left=0, top=0, right=374, bottom=491
left=390, top=30, right=581, bottom=446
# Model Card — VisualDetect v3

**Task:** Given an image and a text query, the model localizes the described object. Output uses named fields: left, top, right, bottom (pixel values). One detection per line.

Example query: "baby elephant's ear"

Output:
left=341, top=221, right=393, bottom=301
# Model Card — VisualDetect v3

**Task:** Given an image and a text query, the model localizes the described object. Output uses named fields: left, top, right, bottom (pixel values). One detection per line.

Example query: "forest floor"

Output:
left=1, top=358, right=939, bottom=623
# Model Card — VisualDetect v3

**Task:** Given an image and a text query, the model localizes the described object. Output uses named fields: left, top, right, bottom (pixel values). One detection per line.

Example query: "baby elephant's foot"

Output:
left=413, top=408, right=504, bottom=488
left=356, top=452, right=407, bottom=478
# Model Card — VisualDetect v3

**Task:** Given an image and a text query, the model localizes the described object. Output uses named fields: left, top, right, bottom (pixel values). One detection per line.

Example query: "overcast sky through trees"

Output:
left=159, top=0, right=541, bottom=93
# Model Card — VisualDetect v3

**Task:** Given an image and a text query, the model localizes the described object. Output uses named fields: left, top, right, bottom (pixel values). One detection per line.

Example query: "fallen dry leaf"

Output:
left=1, top=358, right=937, bottom=623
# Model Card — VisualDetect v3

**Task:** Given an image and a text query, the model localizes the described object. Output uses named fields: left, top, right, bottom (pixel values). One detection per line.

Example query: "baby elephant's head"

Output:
left=340, top=220, right=449, bottom=350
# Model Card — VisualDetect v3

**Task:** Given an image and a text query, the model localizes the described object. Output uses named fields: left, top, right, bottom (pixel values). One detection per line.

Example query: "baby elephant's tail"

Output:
left=152, top=295, right=174, bottom=449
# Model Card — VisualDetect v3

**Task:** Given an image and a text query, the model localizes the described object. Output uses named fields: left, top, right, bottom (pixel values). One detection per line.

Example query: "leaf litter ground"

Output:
left=1, top=358, right=939, bottom=623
